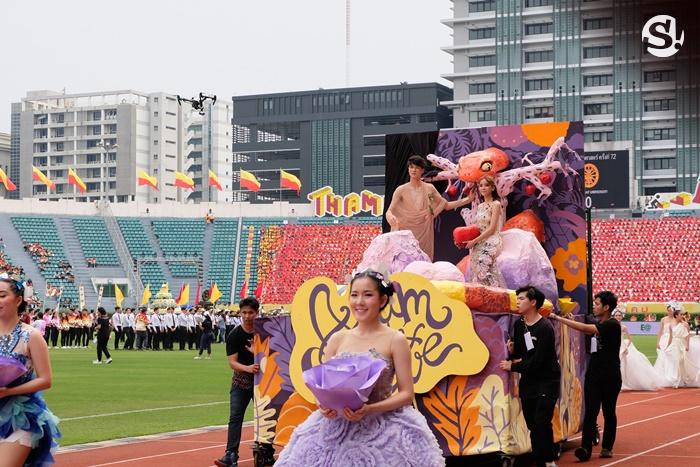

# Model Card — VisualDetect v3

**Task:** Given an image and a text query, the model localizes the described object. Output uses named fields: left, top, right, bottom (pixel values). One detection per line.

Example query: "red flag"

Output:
left=239, top=279, right=248, bottom=300
left=254, top=281, right=263, bottom=299
left=194, top=282, right=201, bottom=306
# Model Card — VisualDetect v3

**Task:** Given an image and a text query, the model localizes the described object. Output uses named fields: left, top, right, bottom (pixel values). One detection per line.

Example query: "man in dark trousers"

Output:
left=500, top=286, right=560, bottom=467
left=552, top=290, right=621, bottom=461
left=215, top=297, right=262, bottom=467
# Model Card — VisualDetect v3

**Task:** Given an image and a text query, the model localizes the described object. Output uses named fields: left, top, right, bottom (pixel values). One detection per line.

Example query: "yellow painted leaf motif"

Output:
left=253, top=386, right=277, bottom=443
left=422, top=376, right=481, bottom=456
left=274, top=392, right=318, bottom=446
left=255, top=336, right=284, bottom=401
left=469, top=374, right=509, bottom=455
left=289, top=273, right=490, bottom=403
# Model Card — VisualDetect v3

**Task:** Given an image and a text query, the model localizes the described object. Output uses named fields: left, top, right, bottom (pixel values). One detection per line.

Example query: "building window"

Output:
left=644, top=158, right=676, bottom=170
left=644, top=70, right=675, bottom=83
left=108, top=167, right=117, bottom=177
left=470, top=82, right=497, bottom=94
left=584, top=74, right=613, bottom=87
left=53, top=156, right=63, bottom=164
left=55, top=142, right=64, bottom=152
left=525, top=78, right=553, bottom=91
left=468, top=1, right=495, bottom=13
left=525, top=106, right=554, bottom=119
left=363, top=155, right=386, bottom=167
left=470, top=109, right=496, bottom=122
left=87, top=140, right=99, bottom=148
left=525, top=22, right=553, bottom=35
left=108, top=181, right=117, bottom=189
left=153, top=154, right=159, bottom=160
left=525, top=50, right=553, bottom=63
left=92, top=126, right=101, bottom=136
left=52, top=113, right=65, bottom=123
left=526, top=0, right=552, bottom=6
left=107, top=153, right=116, bottom=162
left=363, top=175, right=385, bottom=187
left=583, top=45, right=613, bottom=58
left=52, top=170, right=64, bottom=178
left=92, top=110, right=101, bottom=120
left=584, top=103, right=614, bottom=115
left=644, top=128, right=676, bottom=141
left=154, top=111, right=159, bottom=117
left=52, top=128, right=64, bottom=138
left=363, top=135, right=385, bottom=146
left=469, top=54, right=496, bottom=67
left=644, top=99, right=676, bottom=112
left=583, top=18, right=613, bottom=30
left=154, top=125, right=159, bottom=131
left=469, top=27, right=495, bottom=40
left=87, top=153, right=100, bottom=164
left=86, top=182, right=100, bottom=192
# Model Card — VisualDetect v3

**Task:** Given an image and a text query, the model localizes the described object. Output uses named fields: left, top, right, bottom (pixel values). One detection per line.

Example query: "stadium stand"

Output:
left=206, top=218, right=239, bottom=305
left=72, top=218, right=119, bottom=266
left=591, top=217, right=700, bottom=302
left=117, top=218, right=166, bottom=288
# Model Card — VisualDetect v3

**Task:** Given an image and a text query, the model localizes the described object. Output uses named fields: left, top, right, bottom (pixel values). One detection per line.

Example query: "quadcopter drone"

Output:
left=176, top=92, right=217, bottom=115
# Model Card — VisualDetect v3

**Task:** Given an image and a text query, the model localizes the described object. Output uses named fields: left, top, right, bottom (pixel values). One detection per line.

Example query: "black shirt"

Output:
left=510, top=317, right=561, bottom=398
left=96, top=316, right=111, bottom=339
left=202, top=315, right=213, bottom=332
left=226, top=325, right=254, bottom=365
left=588, top=318, right=621, bottom=377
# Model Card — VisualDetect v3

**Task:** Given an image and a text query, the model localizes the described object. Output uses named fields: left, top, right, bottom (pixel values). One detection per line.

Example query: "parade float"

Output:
left=252, top=121, right=588, bottom=465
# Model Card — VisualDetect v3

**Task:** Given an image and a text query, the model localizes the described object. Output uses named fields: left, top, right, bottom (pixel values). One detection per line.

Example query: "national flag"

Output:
left=194, top=283, right=201, bottom=307
left=174, top=171, right=195, bottom=190
left=68, top=168, right=87, bottom=193
left=209, top=170, right=223, bottom=191
left=254, top=281, right=264, bottom=299
left=0, top=168, right=16, bottom=191
left=209, top=283, right=222, bottom=303
left=114, top=284, right=124, bottom=307
left=138, top=170, right=159, bottom=191
left=239, top=279, right=248, bottom=300
left=280, top=170, right=302, bottom=194
left=140, top=284, right=152, bottom=305
left=176, top=283, right=190, bottom=306
left=32, top=166, right=55, bottom=190
left=239, top=169, right=261, bottom=192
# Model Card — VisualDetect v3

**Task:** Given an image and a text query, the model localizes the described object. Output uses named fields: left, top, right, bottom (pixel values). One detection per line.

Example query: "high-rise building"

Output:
left=0, top=132, right=9, bottom=174
left=10, top=90, right=230, bottom=204
left=441, top=0, right=699, bottom=196
left=231, top=83, right=453, bottom=202
left=184, top=100, right=233, bottom=203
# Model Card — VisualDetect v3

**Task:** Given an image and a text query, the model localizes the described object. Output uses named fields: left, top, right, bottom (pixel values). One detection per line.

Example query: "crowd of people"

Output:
left=16, top=306, right=243, bottom=364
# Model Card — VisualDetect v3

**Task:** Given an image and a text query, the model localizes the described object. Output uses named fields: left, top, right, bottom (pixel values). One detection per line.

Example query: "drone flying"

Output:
left=176, top=92, right=217, bottom=115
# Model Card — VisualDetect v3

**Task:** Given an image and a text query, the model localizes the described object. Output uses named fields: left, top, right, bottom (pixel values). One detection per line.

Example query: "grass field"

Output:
left=44, top=335, right=659, bottom=446
left=43, top=343, right=253, bottom=446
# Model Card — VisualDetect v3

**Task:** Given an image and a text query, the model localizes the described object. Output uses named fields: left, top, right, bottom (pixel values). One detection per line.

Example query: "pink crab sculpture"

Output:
left=424, top=136, right=581, bottom=229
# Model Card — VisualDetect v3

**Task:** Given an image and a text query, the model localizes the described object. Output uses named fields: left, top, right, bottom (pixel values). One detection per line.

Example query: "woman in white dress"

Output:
left=614, top=310, right=664, bottom=391
left=685, top=312, right=700, bottom=373
left=653, top=303, right=676, bottom=385
left=664, top=309, right=700, bottom=388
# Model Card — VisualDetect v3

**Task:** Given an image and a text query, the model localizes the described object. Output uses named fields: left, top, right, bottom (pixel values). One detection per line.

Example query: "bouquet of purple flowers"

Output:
left=302, top=354, right=387, bottom=413
left=0, top=355, right=27, bottom=387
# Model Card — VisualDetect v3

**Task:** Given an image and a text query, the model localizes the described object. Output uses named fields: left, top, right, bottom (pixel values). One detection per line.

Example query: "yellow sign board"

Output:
left=289, top=272, right=490, bottom=403
left=307, top=186, right=384, bottom=217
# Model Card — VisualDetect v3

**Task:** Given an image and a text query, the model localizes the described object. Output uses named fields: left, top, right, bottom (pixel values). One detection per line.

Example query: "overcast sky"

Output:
left=0, top=0, right=453, bottom=132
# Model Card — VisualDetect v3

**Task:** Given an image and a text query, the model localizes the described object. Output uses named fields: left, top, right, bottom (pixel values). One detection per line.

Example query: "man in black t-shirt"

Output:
left=500, top=286, right=560, bottom=467
left=552, top=291, right=621, bottom=461
left=214, top=297, right=260, bottom=467
left=93, top=307, right=113, bottom=365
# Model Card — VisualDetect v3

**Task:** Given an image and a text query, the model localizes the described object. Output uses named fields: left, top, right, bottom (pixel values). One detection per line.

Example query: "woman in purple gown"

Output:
left=275, top=270, right=445, bottom=466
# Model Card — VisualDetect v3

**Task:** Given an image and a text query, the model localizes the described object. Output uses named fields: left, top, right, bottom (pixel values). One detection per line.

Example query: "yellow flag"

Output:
left=176, top=284, right=190, bottom=306
left=158, top=282, right=169, bottom=295
left=114, top=284, right=124, bottom=307
left=210, top=283, right=222, bottom=303
left=140, top=284, right=152, bottom=306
